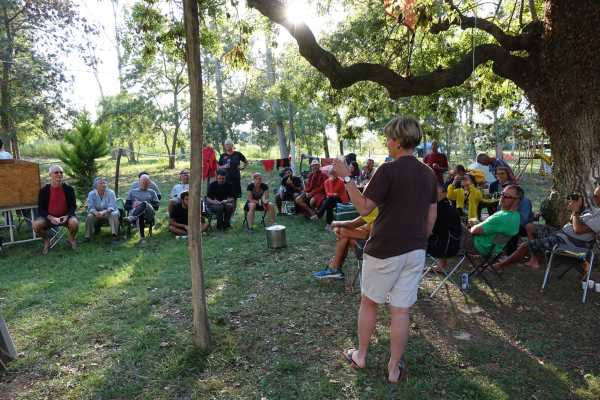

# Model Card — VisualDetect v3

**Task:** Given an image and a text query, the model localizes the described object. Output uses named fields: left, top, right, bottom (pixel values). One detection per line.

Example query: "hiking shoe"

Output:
left=313, top=268, right=344, bottom=280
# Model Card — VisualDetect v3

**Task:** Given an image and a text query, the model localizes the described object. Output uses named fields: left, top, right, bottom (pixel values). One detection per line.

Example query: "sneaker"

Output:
left=313, top=267, right=344, bottom=280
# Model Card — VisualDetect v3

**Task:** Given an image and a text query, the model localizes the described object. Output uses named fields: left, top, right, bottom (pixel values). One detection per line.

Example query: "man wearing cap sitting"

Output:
left=294, top=161, right=323, bottom=220
left=168, top=169, right=190, bottom=214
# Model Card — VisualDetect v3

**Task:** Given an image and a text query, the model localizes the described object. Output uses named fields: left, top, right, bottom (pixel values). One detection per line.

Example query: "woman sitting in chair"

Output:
left=312, top=208, right=378, bottom=280
left=447, top=174, right=482, bottom=220
left=245, top=173, right=275, bottom=232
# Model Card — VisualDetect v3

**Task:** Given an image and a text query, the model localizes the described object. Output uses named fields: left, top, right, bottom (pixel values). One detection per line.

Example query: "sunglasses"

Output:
left=500, top=193, right=517, bottom=200
left=53, top=171, right=64, bottom=175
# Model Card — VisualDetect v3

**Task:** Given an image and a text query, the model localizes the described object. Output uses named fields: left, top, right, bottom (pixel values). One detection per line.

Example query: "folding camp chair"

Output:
left=429, top=225, right=468, bottom=298
left=243, top=201, right=267, bottom=230
left=541, top=240, right=596, bottom=303
left=347, top=239, right=366, bottom=292
left=464, top=234, right=513, bottom=289
left=48, top=224, right=67, bottom=250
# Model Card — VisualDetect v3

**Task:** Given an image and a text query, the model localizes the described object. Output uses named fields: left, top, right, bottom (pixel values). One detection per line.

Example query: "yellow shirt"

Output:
left=361, top=207, right=379, bottom=224
left=447, top=184, right=482, bottom=220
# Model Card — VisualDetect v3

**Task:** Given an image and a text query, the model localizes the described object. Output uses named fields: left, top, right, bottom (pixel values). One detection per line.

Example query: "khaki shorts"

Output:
left=361, top=249, right=426, bottom=308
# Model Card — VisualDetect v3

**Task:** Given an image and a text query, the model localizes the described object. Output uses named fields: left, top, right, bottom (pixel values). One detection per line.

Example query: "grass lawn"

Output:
left=1, top=158, right=599, bottom=399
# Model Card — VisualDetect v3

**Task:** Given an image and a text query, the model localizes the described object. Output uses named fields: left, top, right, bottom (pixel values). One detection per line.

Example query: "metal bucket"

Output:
left=265, top=224, right=287, bottom=249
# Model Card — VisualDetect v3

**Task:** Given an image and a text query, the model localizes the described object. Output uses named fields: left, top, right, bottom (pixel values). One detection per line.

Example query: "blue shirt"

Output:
left=87, top=189, right=117, bottom=213
left=518, top=197, right=535, bottom=227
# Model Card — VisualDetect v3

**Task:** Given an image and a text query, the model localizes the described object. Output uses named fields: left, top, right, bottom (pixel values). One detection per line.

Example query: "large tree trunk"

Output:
left=528, top=1, right=600, bottom=224
left=183, top=0, right=211, bottom=351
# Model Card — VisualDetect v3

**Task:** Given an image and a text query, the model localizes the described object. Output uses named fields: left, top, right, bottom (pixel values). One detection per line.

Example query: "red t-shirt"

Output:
left=48, top=186, right=68, bottom=217
left=324, top=178, right=349, bottom=203
left=423, top=152, right=448, bottom=183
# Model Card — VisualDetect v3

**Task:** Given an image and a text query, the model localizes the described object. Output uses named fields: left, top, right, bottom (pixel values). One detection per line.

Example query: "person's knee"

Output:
left=67, top=216, right=79, bottom=228
left=32, top=218, right=46, bottom=232
left=86, top=213, right=95, bottom=223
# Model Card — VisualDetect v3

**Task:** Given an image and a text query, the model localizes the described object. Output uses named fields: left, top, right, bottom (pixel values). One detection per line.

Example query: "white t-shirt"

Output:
left=469, top=161, right=495, bottom=184
left=0, top=150, right=12, bottom=160
left=169, top=183, right=189, bottom=200
left=562, top=207, right=600, bottom=243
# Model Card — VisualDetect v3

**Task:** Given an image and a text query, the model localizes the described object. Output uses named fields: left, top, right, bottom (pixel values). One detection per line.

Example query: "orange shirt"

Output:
left=324, top=178, right=349, bottom=203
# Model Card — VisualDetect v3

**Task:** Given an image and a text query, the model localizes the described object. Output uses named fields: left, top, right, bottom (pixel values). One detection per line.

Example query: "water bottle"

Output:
left=460, top=273, right=470, bottom=290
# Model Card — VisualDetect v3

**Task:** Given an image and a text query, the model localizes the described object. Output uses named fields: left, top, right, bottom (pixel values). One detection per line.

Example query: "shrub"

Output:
left=59, top=114, right=110, bottom=197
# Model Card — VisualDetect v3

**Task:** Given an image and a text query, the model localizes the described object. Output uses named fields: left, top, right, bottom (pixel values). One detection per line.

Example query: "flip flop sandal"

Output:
left=344, top=349, right=362, bottom=369
left=389, top=358, right=408, bottom=384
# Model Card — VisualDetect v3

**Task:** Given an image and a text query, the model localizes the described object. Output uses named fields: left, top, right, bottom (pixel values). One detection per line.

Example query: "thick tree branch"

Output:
left=430, top=1, right=542, bottom=51
left=247, top=0, right=534, bottom=98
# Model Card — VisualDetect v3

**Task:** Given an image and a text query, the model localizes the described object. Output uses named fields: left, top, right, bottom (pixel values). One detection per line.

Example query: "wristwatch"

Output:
left=343, top=176, right=352, bottom=184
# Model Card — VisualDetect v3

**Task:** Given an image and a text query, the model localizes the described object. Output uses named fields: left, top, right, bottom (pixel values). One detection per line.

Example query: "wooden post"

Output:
left=183, top=0, right=211, bottom=351
left=114, top=148, right=123, bottom=197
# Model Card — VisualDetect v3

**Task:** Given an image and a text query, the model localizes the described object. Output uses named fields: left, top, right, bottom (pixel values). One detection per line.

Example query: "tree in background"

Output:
left=249, top=0, right=600, bottom=220
left=59, top=114, right=110, bottom=197
left=0, top=0, right=85, bottom=158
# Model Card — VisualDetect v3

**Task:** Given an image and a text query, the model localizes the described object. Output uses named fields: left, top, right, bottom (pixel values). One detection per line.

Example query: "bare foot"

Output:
left=69, top=239, right=77, bottom=250
left=388, top=359, right=408, bottom=384
left=344, top=349, right=365, bottom=369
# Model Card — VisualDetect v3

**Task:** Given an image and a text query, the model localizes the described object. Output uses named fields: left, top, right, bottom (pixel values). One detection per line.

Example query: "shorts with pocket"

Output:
left=361, top=249, right=426, bottom=308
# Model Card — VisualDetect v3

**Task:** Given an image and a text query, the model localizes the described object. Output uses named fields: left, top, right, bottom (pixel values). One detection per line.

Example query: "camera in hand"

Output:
left=566, top=192, right=581, bottom=201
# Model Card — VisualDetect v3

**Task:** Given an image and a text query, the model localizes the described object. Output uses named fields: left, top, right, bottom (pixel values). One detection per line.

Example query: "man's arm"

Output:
left=568, top=198, right=593, bottom=234
left=426, top=203, right=437, bottom=236
left=87, top=192, right=97, bottom=214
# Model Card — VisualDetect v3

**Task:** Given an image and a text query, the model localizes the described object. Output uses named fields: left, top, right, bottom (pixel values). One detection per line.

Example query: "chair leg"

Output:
left=582, top=252, right=594, bottom=304
left=541, top=249, right=556, bottom=291
left=430, top=255, right=466, bottom=298
left=351, top=260, right=362, bottom=290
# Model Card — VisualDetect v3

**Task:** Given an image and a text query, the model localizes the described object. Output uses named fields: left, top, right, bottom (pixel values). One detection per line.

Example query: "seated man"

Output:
left=312, top=207, right=379, bottom=279
left=296, top=160, right=327, bottom=220
left=130, top=171, right=162, bottom=200
left=504, top=194, right=538, bottom=254
left=245, top=172, right=275, bottom=231
left=469, top=153, right=496, bottom=185
left=428, top=184, right=462, bottom=271
left=168, top=169, right=190, bottom=214
left=125, top=174, right=160, bottom=243
left=206, top=169, right=235, bottom=230
left=444, top=164, right=466, bottom=190
left=496, top=187, right=600, bottom=271
left=360, top=159, right=375, bottom=184
left=463, top=185, right=522, bottom=256
left=168, top=191, right=208, bottom=237
left=84, top=177, right=120, bottom=244
left=275, top=168, right=305, bottom=215
left=317, top=168, right=350, bottom=230
left=33, top=165, right=79, bottom=254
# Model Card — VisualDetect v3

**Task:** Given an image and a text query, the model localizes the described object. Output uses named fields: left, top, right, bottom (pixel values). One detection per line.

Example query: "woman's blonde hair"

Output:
left=383, top=117, right=422, bottom=150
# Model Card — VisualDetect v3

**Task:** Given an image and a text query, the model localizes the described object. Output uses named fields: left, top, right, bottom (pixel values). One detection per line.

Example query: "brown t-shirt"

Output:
left=363, top=155, right=438, bottom=258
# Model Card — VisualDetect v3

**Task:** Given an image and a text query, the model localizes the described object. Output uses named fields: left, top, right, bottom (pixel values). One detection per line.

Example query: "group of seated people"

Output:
left=313, top=150, right=600, bottom=284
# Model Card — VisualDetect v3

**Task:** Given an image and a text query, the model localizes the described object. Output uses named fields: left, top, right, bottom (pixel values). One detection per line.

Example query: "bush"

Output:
left=20, top=140, right=63, bottom=159
left=59, top=114, right=110, bottom=197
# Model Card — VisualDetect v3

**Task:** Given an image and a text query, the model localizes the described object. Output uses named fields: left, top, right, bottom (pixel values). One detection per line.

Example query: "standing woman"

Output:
left=218, top=139, right=248, bottom=199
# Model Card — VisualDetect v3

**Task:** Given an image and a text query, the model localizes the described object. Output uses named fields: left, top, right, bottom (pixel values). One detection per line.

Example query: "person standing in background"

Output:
left=423, top=140, right=448, bottom=184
